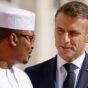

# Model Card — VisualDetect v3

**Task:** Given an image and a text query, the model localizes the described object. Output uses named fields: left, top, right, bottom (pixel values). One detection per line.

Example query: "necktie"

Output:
left=63, top=63, right=78, bottom=88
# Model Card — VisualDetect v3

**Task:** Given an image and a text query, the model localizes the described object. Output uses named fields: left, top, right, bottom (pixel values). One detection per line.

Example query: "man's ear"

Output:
left=10, top=33, right=18, bottom=47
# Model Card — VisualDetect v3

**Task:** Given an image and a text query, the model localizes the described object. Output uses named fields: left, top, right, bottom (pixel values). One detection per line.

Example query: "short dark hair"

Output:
left=55, top=1, right=88, bottom=19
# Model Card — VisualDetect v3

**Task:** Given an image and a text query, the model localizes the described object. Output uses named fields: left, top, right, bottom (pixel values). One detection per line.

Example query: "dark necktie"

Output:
left=63, top=63, right=78, bottom=88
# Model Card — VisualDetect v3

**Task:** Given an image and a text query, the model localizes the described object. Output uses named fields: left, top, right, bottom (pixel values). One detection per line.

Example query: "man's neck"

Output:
left=0, top=61, right=12, bottom=69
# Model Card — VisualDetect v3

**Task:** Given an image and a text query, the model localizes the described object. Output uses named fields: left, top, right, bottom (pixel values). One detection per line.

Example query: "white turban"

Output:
left=0, top=7, right=35, bottom=30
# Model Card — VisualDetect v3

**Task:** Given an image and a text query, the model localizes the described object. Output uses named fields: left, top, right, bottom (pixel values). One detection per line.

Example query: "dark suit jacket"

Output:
left=25, top=54, right=88, bottom=88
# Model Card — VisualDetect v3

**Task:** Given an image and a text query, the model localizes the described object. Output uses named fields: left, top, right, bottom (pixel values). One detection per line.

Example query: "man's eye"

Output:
left=56, top=30, right=64, bottom=34
left=26, top=36, right=34, bottom=42
left=26, top=36, right=31, bottom=39
left=70, top=32, right=80, bottom=37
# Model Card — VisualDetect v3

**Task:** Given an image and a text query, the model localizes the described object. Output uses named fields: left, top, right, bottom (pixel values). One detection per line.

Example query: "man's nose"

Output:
left=31, top=43, right=34, bottom=49
left=63, top=33, right=70, bottom=43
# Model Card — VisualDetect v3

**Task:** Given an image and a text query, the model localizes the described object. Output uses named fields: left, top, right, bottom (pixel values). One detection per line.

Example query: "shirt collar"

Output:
left=57, top=52, right=85, bottom=70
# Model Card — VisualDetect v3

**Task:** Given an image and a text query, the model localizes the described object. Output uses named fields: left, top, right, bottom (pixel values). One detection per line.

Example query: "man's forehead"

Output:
left=22, top=30, right=34, bottom=35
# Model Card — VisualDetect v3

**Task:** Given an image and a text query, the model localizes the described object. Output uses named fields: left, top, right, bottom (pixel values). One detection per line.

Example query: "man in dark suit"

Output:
left=25, top=1, right=88, bottom=88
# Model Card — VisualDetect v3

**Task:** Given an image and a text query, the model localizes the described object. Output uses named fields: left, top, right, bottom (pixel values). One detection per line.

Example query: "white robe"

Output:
left=0, top=66, right=33, bottom=88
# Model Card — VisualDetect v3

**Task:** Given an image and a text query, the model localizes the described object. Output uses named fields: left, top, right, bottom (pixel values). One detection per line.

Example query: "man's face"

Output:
left=17, top=30, right=35, bottom=64
left=55, top=12, right=88, bottom=62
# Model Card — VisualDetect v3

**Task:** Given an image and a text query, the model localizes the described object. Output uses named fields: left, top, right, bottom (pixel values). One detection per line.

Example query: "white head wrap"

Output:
left=0, top=7, right=35, bottom=30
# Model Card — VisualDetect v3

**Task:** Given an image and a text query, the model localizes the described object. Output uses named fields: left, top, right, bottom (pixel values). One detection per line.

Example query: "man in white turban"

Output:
left=0, top=7, right=35, bottom=88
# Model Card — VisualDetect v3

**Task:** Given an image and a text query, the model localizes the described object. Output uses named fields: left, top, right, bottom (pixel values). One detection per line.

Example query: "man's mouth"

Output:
left=62, top=46, right=71, bottom=49
left=60, top=46, right=72, bottom=50
left=28, top=55, right=31, bottom=58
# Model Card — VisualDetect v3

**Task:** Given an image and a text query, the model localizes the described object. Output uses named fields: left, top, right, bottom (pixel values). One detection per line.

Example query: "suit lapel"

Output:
left=76, top=53, right=88, bottom=88
left=48, top=55, right=57, bottom=88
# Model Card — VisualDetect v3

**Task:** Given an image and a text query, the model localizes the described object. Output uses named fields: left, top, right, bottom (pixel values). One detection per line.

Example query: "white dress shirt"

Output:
left=56, top=52, right=85, bottom=88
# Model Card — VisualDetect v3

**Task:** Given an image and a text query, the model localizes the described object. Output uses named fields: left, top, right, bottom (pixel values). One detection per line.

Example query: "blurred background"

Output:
left=1, top=0, right=88, bottom=70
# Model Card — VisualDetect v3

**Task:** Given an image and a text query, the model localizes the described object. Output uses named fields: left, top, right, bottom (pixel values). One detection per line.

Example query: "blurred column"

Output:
left=27, top=0, right=57, bottom=66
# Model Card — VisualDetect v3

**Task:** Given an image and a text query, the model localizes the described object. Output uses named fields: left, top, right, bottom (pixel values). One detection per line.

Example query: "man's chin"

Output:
left=21, top=58, right=30, bottom=64
left=21, top=59, right=29, bottom=64
left=17, top=56, right=31, bottom=64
